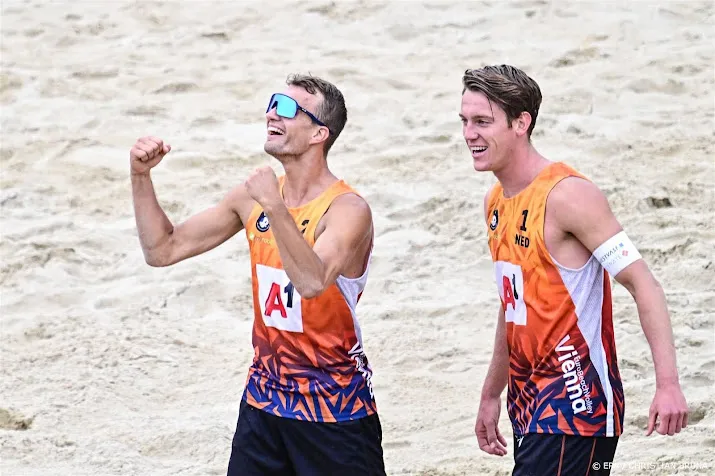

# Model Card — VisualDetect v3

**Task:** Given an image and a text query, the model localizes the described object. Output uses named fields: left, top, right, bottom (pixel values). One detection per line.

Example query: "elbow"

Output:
left=297, top=280, right=327, bottom=300
left=145, top=256, right=168, bottom=267
left=294, top=267, right=331, bottom=299
left=143, top=248, right=173, bottom=267
left=138, top=230, right=176, bottom=267
left=299, top=287, right=323, bottom=300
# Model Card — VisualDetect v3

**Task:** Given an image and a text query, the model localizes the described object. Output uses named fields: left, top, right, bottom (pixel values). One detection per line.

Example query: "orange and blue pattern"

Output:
left=242, top=178, right=376, bottom=423
left=487, top=162, right=625, bottom=437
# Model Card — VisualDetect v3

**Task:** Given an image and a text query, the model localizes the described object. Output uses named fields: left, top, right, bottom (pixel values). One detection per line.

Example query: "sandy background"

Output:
left=1, top=0, right=713, bottom=475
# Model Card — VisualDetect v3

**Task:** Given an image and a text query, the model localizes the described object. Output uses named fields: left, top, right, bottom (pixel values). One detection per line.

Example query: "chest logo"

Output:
left=256, top=211, right=270, bottom=232
left=489, top=209, right=499, bottom=231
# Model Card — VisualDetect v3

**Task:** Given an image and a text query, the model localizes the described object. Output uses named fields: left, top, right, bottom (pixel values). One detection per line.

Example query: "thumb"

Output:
left=646, top=407, right=657, bottom=436
left=162, top=144, right=171, bottom=154
left=486, top=423, right=498, bottom=447
left=496, top=426, right=508, bottom=446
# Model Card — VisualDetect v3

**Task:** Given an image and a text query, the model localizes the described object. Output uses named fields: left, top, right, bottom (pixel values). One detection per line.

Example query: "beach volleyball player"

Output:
left=459, top=65, right=689, bottom=475
left=129, top=74, right=385, bottom=475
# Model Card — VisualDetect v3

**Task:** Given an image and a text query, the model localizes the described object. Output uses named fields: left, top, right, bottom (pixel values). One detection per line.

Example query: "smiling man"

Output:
left=129, top=74, right=385, bottom=475
left=460, top=65, right=688, bottom=476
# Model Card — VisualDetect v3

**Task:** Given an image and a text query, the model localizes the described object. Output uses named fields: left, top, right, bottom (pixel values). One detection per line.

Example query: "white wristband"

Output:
left=592, top=231, right=642, bottom=277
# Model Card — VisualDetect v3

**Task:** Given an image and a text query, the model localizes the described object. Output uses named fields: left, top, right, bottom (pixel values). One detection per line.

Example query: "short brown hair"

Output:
left=286, top=73, right=347, bottom=156
left=462, top=65, right=542, bottom=138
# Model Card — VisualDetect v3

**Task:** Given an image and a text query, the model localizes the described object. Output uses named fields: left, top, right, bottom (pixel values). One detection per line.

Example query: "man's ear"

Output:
left=514, top=111, right=532, bottom=137
left=310, top=126, right=330, bottom=145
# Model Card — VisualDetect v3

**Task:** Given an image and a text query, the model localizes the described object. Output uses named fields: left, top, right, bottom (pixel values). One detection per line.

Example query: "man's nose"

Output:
left=266, top=105, right=280, bottom=121
left=464, top=124, right=480, bottom=140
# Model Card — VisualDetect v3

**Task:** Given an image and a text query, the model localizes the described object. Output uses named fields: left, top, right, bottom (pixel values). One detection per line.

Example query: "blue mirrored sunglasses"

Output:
left=266, top=93, right=331, bottom=135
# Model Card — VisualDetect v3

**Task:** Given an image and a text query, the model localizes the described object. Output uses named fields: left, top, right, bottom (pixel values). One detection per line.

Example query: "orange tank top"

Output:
left=242, top=176, right=376, bottom=422
left=486, top=162, right=624, bottom=437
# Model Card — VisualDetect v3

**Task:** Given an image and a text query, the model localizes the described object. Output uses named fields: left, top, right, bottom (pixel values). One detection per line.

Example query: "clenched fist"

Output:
left=245, top=166, right=282, bottom=209
left=130, top=136, right=171, bottom=176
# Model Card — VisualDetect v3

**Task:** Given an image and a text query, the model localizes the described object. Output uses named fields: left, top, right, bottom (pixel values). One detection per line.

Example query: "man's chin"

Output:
left=264, top=142, right=281, bottom=156
left=473, top=158, right=494, bottom=172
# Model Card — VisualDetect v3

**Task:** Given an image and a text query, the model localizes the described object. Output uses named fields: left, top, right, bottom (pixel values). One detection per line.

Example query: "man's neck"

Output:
left=493, top=144, right=551, bottom=198
left=279, top=153, right=337, bottom=208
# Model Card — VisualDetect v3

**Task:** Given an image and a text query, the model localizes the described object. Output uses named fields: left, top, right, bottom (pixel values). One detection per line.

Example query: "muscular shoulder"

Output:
left=315, top=192, right=373, bottom=248
left=549, top=176, right=607, bottom=213
left=325, top=193, right=373, bottom=229
left=548, top=176, right=613, bottom=234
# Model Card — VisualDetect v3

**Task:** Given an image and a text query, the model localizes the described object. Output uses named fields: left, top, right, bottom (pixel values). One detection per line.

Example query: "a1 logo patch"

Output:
left=256, top=264, right=303, bottom=333
left=493, top=261, right=527, bottom=326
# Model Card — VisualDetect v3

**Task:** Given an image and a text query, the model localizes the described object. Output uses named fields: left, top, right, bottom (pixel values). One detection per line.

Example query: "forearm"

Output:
left=131, top=173, right=174, bottom=260
left=264, top=203, right=325, bottom=298
left=633, top=279, right=680, bottom=388
left=482, top=308, right=509, bottom=399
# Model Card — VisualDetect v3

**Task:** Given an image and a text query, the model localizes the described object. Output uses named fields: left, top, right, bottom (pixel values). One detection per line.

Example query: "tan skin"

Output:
left=130, top=84, right=372, bottom=300
left=461, top=89, right=688, bottom=456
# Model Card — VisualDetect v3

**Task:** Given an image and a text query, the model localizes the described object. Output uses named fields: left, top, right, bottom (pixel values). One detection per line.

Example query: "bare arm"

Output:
left=133, top=177, right=247, bottom=267
left=474, top=185, right=509, bottom=456
left=129, top=136, right=249, bottom=267
left=263, top=194, right=373, bottom=299
left=551, top=178, right=679, bottom=385
left=131, top=172, right=174, bottom=259
left=482, top=306, right=509, bottom=398
left=481, top=184, right=509, bottom=398
left=551, top=177, right=687, bottom=435
left=476, top=288, right=509, bottom=455
left=615, top=261, right=678, bottom=384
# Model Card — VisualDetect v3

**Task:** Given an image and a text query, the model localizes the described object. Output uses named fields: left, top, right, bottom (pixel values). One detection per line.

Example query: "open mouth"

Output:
left=471, top=146, right=488, bottom=156
left=267, top=126, right=284, bottom=136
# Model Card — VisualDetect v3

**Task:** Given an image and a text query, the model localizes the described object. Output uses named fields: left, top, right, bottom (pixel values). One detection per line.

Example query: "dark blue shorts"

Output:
left=227, top=399, right=386, bottom=476
left=512, top=433, right=619, bottom=476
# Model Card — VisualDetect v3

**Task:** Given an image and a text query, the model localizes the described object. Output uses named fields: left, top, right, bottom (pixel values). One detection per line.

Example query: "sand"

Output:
left=1, top=0, right=713, bottom=475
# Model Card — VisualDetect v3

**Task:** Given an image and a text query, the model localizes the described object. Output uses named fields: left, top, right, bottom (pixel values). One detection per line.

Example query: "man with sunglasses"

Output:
left=129, top=74, right=385, bottom=475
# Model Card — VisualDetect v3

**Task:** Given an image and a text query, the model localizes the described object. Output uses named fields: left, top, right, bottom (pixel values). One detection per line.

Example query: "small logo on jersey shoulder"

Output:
left=256, top=211, right=270, bottom=232
left=489, top=209, right=499, bottom=230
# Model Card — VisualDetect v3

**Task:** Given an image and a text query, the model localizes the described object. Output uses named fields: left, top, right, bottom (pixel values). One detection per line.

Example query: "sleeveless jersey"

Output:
left=486, top=162, right=624, bottom=437
left=242, top=177, right=376, bottom=423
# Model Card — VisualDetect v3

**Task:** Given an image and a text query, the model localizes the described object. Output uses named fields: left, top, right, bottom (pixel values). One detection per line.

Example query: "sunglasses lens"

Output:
left=267, top=94, right=297, bottom=119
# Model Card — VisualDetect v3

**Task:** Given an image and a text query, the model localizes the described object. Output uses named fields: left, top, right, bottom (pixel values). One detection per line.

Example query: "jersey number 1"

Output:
left=520, top=209, right=528, bottom=232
